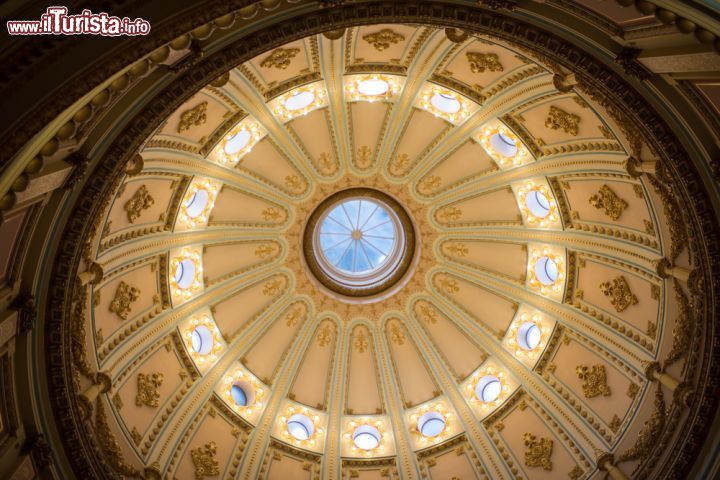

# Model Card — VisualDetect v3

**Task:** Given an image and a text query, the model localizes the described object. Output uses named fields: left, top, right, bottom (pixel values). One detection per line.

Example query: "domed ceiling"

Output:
left=59, top=21, right=702, bottom=480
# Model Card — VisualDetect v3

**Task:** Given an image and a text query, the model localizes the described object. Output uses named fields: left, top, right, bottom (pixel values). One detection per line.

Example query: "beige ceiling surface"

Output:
left=78, top=24, right=691, bottom=480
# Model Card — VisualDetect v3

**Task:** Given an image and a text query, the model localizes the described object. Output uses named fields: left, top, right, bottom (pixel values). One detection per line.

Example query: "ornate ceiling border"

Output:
left=39, top=2, right=718, bottom=479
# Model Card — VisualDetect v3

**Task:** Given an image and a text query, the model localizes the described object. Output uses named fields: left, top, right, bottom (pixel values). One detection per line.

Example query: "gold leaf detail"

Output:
left=362, top=28, right=405, bottom=51
left=609, top=414, right=622, bottom=433
left=389, top=322, right=405, bottom=346
left=284, top=175, right=305, bottom=193
left=317, top=324, right=333, bottom=347
left=285, top=306, right=304, bottom=327
left=263, top=279, right=283, bottom=296
left=318, top=152, right=335, bottom=174
left=112, top=393, right=123, bottom=410
left=523, top=433, right=553, bottom=471
left=178, top=101, right=208, bottom=133
left=417, top=303, right=437, bottom=324
left=575, top=364, right=611, bottom=398
left=390, top=153, right=410, bottom=175
left=651, top=284, right=660, bottom=300
left=356, top=146, right=372, bottom=168
left=568, top=465, right=584, bottom=479
left=260, top=47, right=300, bottom=70
left=647, top=321, right=657, bottom=339
left=633, top=183, right=644, bottom=198
left=254, top=244, right=276, bottom=259
left=445, top=242, right=469, bottom=257
left=626, top=382, right=640, bottom=399
left=419, top=175, right=442, bottom=194
left=438, top=206, right=462, bottom=222
left=191, top=442, right=220, bottom=479
left=589, top=184, right=628, bottom=221
left=109, top=281, right=140, bottom=320
left=354, top=331, right=369, bottom=353
left=261, top=207, right=282, bottom=222
left=466, top=52, right=504, bottom=73
left=644, top=219, right=654, bottom=235
left=599, top=275, right=638, bottom=312
left=135, top=372, right=163, bottom=408
left=545, top=106, right=580, bottom=136
left=96, top=328, right=104, bottom=345
left=124, top=185, right=154, bottom=223
left=130, top=427, right=141, bottom=446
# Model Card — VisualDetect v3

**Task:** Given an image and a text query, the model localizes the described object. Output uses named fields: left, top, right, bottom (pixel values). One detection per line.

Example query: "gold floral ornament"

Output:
left=589, top=184, right=628, bottom=221
left=523, top=433, right=553, bottom=471
left=108, top=281, right=140, bottom=320
left=390, top=153, right=410, bottom=176
left=284, top=174, right=306, bottom=194
left=544, top=105, right=580, bottom=136
left=254, top=243, right=277, bottom=259
left=362, top=28, right=405, bottom=51
left=466, top=52, right=504, bottom=73
left=389, top=322, right=405, bottom=346
left=444, top=242, right=469, bottom=257
left=191, top=442, right=220, bottom=480
left=436, top=277, right=460, bottom=294
left=599, top=275, right=638, bottom=312
left=177, top=101, right=208, bottom=133
left=263, top=278, right=283, bottom=296
left=317, top=324, right=333, bottom=347
left=285, top=305, right=305, bottom=327
left=415, top=302, right=438, bottom=324
left=356, top=146, right=372, bottom=168
left=124, top=185, right=154, bottom=223
left=575, top=364, right=611, bottom=398
left=354, top=331, right=369, bottom=353
left=135, top=372, right=163, bottom=408
left=261, top=207, right=283, bottom=222
left=260, top=47, right=300, bottom=70
left=437, top=206, right=462, bottom=222
left=418, top=175, right=442, bottom=194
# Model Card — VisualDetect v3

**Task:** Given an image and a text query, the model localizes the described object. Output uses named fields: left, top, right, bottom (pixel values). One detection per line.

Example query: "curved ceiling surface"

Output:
left=66, top=22, right=700, bottom=480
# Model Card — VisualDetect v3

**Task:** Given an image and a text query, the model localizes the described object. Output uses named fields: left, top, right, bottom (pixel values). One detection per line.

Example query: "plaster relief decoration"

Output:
left=589, top=184, right=628, bottom=221
left=599, top=275, right=638, bottom=313
left=523, top=433, right=553, bottom=471
left=356, top=146, right=372, bottom=168
left=362, top=28, right=405, bottom=51
left=317, top=324, right=333, bottom=347
left=544, top=106, right=580, bottom=136
left=260, top=47, right=300, bottom=70
left=177, top=101, right=208, bottom=133
left=466, top=52, right=504, bottom=73
left=135, top=372, right=163, bottom=408
left=124, top=185, right=154, bottom=223
left=389, top=322, right=405, bottom=346
left=354, top=331, right=369, bottom=353
left=575, top=364, right=611, bottom=398
left=191, top=442, right=220, bottom=479
left=108, top=281, right=140, bottom=320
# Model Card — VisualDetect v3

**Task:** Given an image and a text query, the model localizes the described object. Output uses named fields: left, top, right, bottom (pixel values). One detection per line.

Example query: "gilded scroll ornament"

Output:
left=191, top=442, right=220, bottom=479
left=285, top=306, right=304, bottom=327
left=260, top=47, right=300, bottom=70
left=389, top=323, right=405, bottom=345
left=544, top=106, right=580, bottom=136
left=419, top=175, right=442, bottom=194
left=589, top=184, right=628, bottom=221
left=523, top=433, right=553, bottom=470
left=437, top=206, right=462, bottom=222
left=177, top=101, right=208, bottom=133
left=445, top=243, right=469, bottom=257
left=437, top=277, right=459, bottom=294
left=261, top=207, right=282, bottom=221
left=575, top=364, right=611, bottom=398
left=390, top=153, right=410, bottom=174
left=354, top=331, right=368, bottom=353
left=466, top=52, right=504, bottom=73
left=124, top=185, right=154, bottom=223
left=317, top=324, right=333, bottom=347
left=284, top=175, right=304, bottom=192
left=135, top=372, right=163, bottom=408
left=254, top=244, right=276, bottom=259
left=108, top=281, right=140, bottom=320
left=362, top=28, right=405, bottom=51
left=263, top=279, right=283, bottom=296
left=417, top=303, right=437, bottom=324
left=599, top=275, right=638, bottom=312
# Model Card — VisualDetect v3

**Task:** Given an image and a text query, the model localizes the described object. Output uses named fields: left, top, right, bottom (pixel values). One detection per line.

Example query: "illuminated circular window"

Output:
left=475, top=375, right=502, bottom=403
left=285, top=91, right=315, bottom=111
left=185, top=189, right=209, bottom=218
left=517, top=322, right=541, bottom=350
left=534, top=256, right=559, bottom=285
left=190, top=325, right=214, bottom=355
left=304, top=188, right=415, bottom=297
left=431, top=92, right=460, bottom=113
left=287, top=414, right=314, bottom=441
left=352, top=425, right=381, bottom=450
left=224, top=130, right=251, bottom=155
left=358, top=78, right=389, bottom=96
left=231, top=384, right=248, bottom=406
left=174, top=258, right=196, bottom=289
left=490, top=132, right=518, bottom=157
left=417, top=412, right=446, bottom=438
left=524, top=190, right=550, bottom=218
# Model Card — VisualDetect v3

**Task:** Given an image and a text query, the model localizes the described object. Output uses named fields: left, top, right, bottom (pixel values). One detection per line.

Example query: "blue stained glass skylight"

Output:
left=318, top=199, right=397, bottom=276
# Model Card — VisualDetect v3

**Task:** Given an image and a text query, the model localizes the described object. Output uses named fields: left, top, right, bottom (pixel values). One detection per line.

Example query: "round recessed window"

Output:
left=224, top=130, right=251, bottom=155
left=430, top=92, right=461, bottom=113
left=534, top=256, right=559, bottom=285
left=231, top=384, right=248, bottom=406
left=352, top=425, right=381, bottom=450
left=358, top=78, right=389, bottom=96
left=525, top=190, right=551, bottom=218
left=285, top=91, right=315, bottom=111
left=174, top=258, right=196, bottom=289
left=490, top=132, right=518, bottom=157
left=417, top=412, right=446, bottom=438
left=517, top=322, right=541, bottom=350
left=185, top=189, right=209, bottom=218
left=304, top=188, right=415, bottom=297
left=190, top=325, right=214, bottom=355
left=475, top=375, right=502, bottom=403
left=287, top=414, right=314, bottom=441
